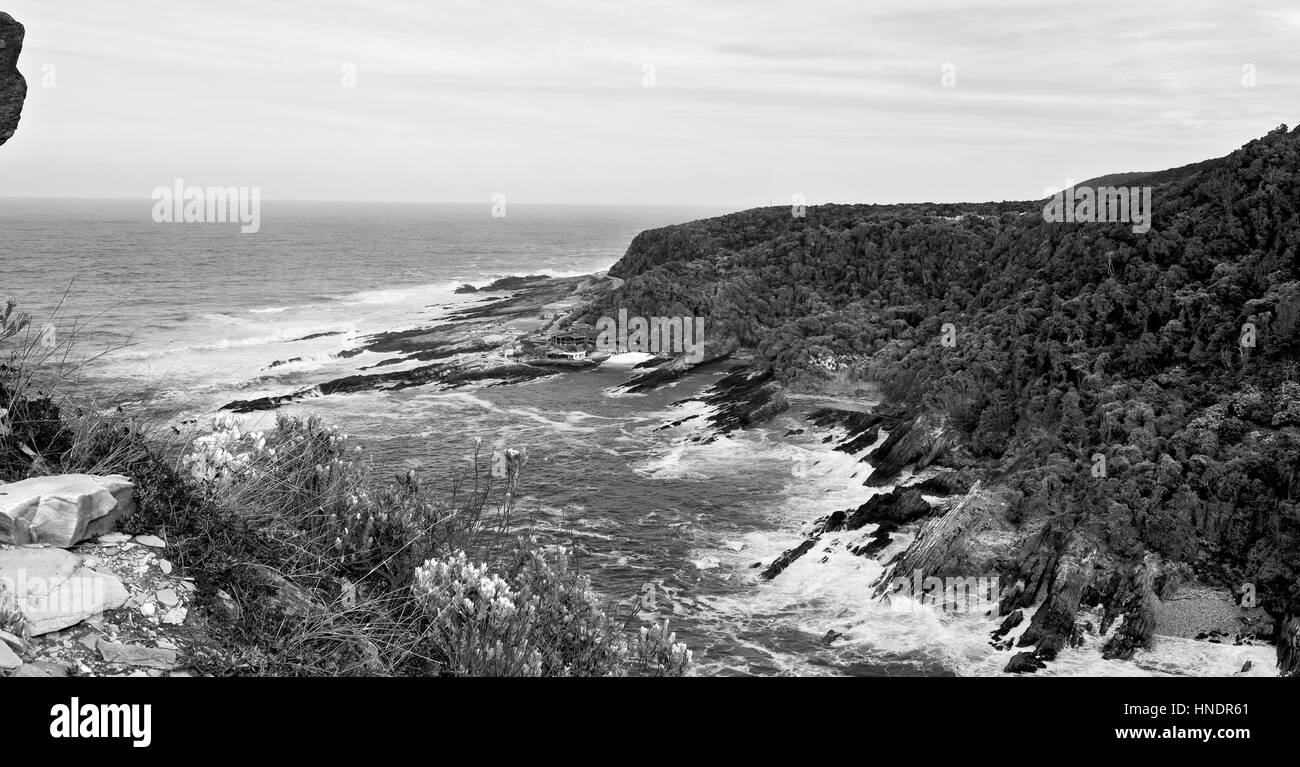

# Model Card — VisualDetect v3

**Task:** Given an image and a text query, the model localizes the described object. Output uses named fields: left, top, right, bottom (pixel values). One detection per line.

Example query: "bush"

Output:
left=414, top=545, right=690, bottom=677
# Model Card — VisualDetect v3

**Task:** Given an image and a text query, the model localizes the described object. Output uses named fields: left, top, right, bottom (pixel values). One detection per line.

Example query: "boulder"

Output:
left=1004, top=651, right=1046, bottom=674
left=0, top=12, right=26, bottom=147
left=0, top=547, right=129, bottom=635
left=0, top=640, right=19, bottom=669
left=759, top=538, right=815, bottom=581
left=0, top=474, right=135, bottom=547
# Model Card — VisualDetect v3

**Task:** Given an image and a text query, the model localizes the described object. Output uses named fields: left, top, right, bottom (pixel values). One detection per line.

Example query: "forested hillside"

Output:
left=587, top=124, right=1300, bottom=672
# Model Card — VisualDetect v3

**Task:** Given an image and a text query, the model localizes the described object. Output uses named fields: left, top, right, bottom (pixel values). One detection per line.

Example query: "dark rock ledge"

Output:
left=0, top=12, right=27, bottom=147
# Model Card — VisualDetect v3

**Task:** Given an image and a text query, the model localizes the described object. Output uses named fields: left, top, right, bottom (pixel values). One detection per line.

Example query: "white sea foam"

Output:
left=678, top=413, right=1279, bottom=677
left=603, top=352, right=658, bottom=367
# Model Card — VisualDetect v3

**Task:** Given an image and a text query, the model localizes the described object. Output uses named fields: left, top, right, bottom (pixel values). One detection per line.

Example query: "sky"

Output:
left=1, top=0, right=1298, bottom=206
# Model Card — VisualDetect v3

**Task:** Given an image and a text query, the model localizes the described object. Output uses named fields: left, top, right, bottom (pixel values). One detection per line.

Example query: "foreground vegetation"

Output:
left=0, top=303, right=690, bottom=676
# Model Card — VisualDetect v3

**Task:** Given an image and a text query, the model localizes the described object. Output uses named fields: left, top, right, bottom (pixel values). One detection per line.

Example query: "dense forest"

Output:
left=583, top=124, right=1300, bottom=672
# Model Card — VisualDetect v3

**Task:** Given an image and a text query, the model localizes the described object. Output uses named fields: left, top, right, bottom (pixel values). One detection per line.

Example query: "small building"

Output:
left=549, top=322, right=596, bottom=351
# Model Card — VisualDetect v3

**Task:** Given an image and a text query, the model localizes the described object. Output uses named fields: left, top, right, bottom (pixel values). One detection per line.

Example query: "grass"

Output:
left=1, top=299, right=690, bottom=677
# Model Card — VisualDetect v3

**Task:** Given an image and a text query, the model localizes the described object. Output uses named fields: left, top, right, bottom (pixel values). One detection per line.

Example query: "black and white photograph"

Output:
left=0, top=0, right=1297, bottom=742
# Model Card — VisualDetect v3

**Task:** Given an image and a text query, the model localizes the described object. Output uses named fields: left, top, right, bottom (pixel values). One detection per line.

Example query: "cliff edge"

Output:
left=0, top=11, right=27, bottom=147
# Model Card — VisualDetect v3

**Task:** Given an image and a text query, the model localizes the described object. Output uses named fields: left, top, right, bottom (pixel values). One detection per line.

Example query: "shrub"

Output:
left=413, top=545, right=691, bottom=677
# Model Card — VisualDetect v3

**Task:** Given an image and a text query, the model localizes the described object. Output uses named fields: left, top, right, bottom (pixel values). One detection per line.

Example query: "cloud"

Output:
left=0, top=0, right=1297, bottom=205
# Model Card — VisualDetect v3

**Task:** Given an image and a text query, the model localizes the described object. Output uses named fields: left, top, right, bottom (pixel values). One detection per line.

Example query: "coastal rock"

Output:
left=849, top=526, right=896, bottom=558
left=863, top=413, right=954, bottom=487
left=621, top=349, right=734, bottom=395
left=481, top=275, right=550, bottom=291
left=1004, top=651, right=1045, bottom=674
left=908, top=470, right=976, bottom=496
left=0, top=474, right=135, bottom=547
left=696, top=367, right=789, bottom=433
left=1100, top=559, right=1162, bottom=660
left=0, top=12, right=26, bottom=147
left=870, top=481, right=992, bottom=600
left=1275, top=614, right=1300, bottom=677
left=807, top=407, right=895, bottom=455
left=0, top=547, right=130, bottom=635
left=824, top=487, right=933, bottom=533
left=1016, top=547, right=1095, bottom=660
left=759, top=539, right=816, bottom=581
left=991, top=609, right=1024, bottom=641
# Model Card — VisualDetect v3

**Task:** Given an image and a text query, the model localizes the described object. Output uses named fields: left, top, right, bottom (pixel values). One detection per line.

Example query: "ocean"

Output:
left=0, top=199, right=1274, bottom=676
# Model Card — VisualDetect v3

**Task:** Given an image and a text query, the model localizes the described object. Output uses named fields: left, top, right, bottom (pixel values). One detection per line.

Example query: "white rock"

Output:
left=133, top=535, right=165, bottom=548
left=161, top=607, right=186, bottom=625
left=97, top=532, right=131, bottom=544
left=0, top=641, right=20, bottom=669
left=97, top=638, right=176, bottom=669
left=158, top=559, right=173, bottom=575
left=0, top=548, right=129, bottom=636
left=156, top=588, right=179, bottom=607
left=0, top=474, right=135, bottom=548
left=0, top=629, right=24, bottom=651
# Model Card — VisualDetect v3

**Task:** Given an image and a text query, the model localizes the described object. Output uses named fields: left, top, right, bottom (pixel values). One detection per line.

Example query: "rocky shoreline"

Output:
left=223, top=275, right=612, bottom=413
left=218, top=264, right=1282, bottom=676
left=732, top=403, right=1277, bottom=675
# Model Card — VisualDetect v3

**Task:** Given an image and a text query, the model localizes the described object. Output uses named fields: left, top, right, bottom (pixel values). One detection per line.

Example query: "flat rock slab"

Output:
left=0, top=474, right=135, bottom=548
left=11, top=661, right=71, bottom=677
left=0, top=641, right=19, bottom=669
left=0, top=547, right=129, bottom=635
left=97, top=638, right=176, bottom=669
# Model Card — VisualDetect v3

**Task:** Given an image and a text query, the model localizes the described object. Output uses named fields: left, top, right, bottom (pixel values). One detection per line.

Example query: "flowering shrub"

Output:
left=180, top=414, right=468, bottom=588
left=0, top=580, right=29, bottom=641
left=414, top=543, right=691, bottom=677
left=182, top=417, right=266, bottom=485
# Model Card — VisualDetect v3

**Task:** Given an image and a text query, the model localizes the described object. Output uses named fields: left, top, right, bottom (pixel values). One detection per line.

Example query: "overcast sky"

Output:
left=1, top=0, right=1298, bottom=206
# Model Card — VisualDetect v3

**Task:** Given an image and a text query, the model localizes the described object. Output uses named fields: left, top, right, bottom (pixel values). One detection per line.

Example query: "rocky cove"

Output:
left=6, top=261, right=1263, bottom=677
left=1, top=6, right=1295, bottom=677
